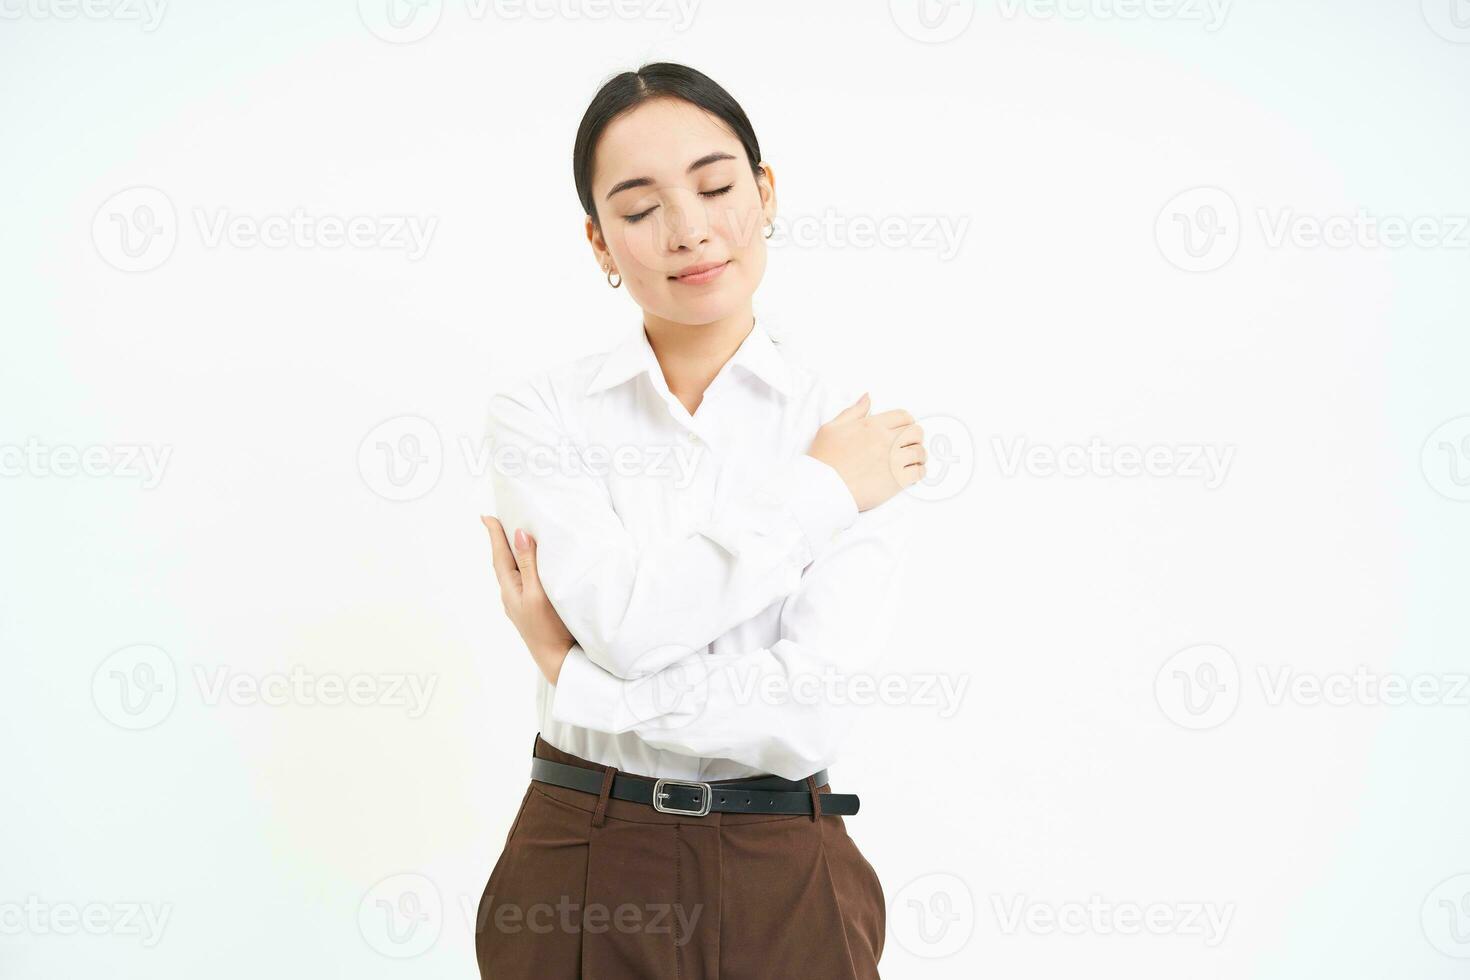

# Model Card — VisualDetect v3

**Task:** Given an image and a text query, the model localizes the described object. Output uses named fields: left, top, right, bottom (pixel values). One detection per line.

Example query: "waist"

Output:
left=528, top=732, right=860, bottom=821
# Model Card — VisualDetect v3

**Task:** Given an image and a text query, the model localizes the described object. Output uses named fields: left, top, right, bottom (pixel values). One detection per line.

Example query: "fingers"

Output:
left=893, top=422, right=925, bottom=448
left=481, top=515, right=520, bottom=592
left=511, top=527, right=544, bottom=595
left=870, top=408, right=915, bottom=428
left=898, top=459, right=927, bottom=486
left=895, top=442, right=928, bottom=467
left=893, top=442, right=928, bottom=488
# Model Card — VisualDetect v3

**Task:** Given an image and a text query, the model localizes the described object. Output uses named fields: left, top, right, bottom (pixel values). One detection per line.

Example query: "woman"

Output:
left=476, top=62, right=926, bottom=979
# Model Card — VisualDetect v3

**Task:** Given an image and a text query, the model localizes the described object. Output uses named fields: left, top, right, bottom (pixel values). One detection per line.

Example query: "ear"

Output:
left=755, top=160, right=777, bottom=222
left=585, top=214, right=611, bottom=270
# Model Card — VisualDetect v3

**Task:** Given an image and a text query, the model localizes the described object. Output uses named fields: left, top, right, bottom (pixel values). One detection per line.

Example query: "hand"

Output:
left=481, top=515, right=574, bottom=685
left=806, top=393, right=927, bottom=511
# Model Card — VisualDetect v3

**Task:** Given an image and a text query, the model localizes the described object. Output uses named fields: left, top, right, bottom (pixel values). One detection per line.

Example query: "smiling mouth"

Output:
left=669, top=260, right=731, bottom=284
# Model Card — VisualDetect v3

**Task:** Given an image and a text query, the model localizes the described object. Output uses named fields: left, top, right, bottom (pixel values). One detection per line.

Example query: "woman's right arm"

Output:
left=486, top=383, right=921, bottom=681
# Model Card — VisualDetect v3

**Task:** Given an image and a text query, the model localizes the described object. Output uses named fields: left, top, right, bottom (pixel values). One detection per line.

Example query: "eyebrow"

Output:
left=604, top=151, right=738, bottom=201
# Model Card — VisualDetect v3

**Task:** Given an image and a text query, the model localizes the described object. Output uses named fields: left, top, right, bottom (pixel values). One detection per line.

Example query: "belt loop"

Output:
left=805, top=774, right=821, bottom=822
left=591, top=765, right=618, bottom=828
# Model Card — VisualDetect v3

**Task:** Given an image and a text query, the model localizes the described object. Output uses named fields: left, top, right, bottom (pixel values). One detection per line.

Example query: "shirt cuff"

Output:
left=786, top=454, right=859, bottom=561
left=552, top=643, right=714, bottom=736
left=550, top=644, right=627, bottom=733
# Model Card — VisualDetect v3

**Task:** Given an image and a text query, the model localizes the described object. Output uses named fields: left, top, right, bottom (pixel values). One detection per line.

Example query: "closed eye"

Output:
left=624, top=185, right=735, bottom=224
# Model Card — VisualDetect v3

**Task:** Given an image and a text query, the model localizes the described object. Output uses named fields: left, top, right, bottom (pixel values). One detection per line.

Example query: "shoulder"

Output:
left=487, top=345, right=614, bottom=432
left=766, top=332, right=868, bottom=424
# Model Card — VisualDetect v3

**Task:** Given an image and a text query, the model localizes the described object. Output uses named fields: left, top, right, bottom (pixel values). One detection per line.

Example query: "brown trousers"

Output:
left=474, top=733, right=886, bottom=979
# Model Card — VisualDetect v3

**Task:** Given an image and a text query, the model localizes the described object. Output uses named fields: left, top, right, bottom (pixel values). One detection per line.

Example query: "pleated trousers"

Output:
left=474, top=733, right=886, bottom=979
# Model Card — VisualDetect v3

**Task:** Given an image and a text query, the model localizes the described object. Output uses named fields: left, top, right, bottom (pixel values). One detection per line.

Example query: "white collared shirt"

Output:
left=487, top=319, right=912, bottom=781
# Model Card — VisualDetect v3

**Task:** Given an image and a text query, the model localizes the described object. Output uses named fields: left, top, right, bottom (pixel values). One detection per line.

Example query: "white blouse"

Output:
left=488, top=318, right=912, bottom=782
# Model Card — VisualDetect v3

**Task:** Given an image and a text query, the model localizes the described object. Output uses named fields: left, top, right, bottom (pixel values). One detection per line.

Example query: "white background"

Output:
left=3, top=1, right=1469, bottom=977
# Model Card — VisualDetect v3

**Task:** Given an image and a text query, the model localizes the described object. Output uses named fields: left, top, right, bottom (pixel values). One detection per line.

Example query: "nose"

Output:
left=661, top=188, right=710, bottom=253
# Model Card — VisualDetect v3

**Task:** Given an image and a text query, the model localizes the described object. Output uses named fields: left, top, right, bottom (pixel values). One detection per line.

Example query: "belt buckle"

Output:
left=652, top=777, right=712, bottom=816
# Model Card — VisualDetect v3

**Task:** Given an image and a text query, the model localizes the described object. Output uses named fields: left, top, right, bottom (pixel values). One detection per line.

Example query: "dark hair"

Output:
left=573, top=62, right=763, bottom=231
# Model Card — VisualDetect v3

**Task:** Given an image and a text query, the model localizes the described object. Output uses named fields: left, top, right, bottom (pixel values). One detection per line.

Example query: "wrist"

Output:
left=535, top=637, right=574, bottom=684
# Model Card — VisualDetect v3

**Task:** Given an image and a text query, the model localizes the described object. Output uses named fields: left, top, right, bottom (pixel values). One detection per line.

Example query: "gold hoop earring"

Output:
left=605, top=265, right=621, bottom=288
left=763, top=222, right=774, bottom=240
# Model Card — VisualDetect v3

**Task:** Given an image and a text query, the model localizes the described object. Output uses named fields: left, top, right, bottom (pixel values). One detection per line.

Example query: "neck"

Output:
left=642, top=305, right=756, bottom=416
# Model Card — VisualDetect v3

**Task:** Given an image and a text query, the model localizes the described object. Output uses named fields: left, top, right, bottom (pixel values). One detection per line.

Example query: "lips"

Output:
left=670, top=260, right=730, bottom=284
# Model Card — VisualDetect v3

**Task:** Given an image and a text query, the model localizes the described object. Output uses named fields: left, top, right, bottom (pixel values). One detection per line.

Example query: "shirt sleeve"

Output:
left=489, top=383, right=859, bottom=681
left=546, top=485, right=913, bottom=781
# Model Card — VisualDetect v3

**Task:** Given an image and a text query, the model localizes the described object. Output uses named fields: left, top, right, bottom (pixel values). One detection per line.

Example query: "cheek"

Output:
left=711, top=200, right=767, bottom=254
left=609, top=219, right=665, bottom=273
left=734, top=242, right=768, bottom=289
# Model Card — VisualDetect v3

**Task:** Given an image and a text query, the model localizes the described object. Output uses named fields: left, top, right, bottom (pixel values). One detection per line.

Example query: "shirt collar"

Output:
left=584, top=318, right=792, bottom=398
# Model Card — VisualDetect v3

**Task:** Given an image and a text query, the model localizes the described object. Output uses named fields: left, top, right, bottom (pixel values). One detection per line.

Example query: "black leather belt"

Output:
left=530, top=757, right=860, bottom=817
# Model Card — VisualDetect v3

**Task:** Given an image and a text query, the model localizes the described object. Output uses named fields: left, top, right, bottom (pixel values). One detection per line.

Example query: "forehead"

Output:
left=593, top=98, right=742, bottom=191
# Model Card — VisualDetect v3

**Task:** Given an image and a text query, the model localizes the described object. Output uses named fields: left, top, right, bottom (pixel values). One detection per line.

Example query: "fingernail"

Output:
left=514, top=528, right=527, bottom=550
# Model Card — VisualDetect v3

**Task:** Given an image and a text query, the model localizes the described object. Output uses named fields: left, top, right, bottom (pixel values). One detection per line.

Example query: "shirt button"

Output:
left=684, top=430, right=699, bottom=443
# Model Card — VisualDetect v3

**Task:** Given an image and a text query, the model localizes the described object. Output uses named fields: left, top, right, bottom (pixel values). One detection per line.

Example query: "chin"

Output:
left=674, top=298, right=744, bottom=327
left=672, top=278, right=752, bottom=323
